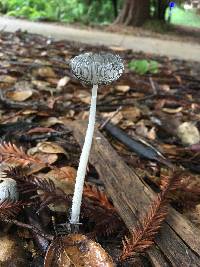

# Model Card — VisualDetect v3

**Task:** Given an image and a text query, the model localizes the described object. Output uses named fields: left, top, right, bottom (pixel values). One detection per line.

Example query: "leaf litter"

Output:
left=0, top=30, right=199, bottom=266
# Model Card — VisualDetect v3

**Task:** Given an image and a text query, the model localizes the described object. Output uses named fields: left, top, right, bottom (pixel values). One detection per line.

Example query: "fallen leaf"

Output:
left=57, top=76, right=70, bottom=89
left=37, top=142, right=69, bottom=158
left=6, top=87, right=33, bottom=102
left=40, top=117, right=64, bottom=127
left=44, top=234, right=114, bottom=267
left=121, top=106, right=141, bottom=122
left=102, top=111, right=123, bottom=125
left=0, top=75, right=16, bottom=84
left=0, top=234, right=28, bottom=267
left=162, top=107, right=183, bottom=114
left=76, top=90, right=91, bottom=104
left=27, top=127, right=56, bottom=134
left=26, top=151, right=58, bottom=174
left=33, top=67, right=56, bottom=78
left=115, top=85, right=130, bottom=92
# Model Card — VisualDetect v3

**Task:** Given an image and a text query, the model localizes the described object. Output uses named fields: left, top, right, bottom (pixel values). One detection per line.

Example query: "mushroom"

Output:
left=0, top=178, right=18, bottom=201
left=69, top=52, right=124, bottom=225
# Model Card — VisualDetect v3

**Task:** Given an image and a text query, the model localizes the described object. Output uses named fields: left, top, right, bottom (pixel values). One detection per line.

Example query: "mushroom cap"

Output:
left=70, top=52, right=124, bottom=85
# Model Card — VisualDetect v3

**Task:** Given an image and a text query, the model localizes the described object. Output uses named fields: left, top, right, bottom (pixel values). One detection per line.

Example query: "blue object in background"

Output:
left=168, top=2, right=176, bottom=22
left=169, top=2, right=176, bottom=9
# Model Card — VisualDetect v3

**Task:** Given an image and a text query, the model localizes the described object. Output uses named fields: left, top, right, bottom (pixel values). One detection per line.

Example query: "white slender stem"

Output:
left=70, top=84, right=98, bottom=225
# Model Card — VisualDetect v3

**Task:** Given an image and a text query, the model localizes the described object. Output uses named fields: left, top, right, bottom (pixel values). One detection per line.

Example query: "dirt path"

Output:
left=0, top=16, right=200, bottom=62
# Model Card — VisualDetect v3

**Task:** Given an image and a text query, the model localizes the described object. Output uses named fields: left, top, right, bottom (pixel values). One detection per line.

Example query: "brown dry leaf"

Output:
left=27, top=127, right=56, bottom=134
left=57, top=76, right=70, bottom=89
left=33, top=67, right=56, bottom=78
left=0, top=75, right=17, bottom=84
left=37, top=142, right=69, bottom=158
left=40, top=117, right=65, bottom=127
left=160, top=144, right=181, bottom=156
left=147, top=127, right=156, bottom=140
left=0, top=234, right=28, bottom=267
left=102, top=111, right=123, bottom=125
left=44, top=234, right=114, bottom=267
left=162, top=107, right=183, bottom=114
left=26, top=151, right=58, bottom=174
left=43, top=166, right=76, bottom=194
left=160, top=84, right=170, bottom=92
left=40, top=166, right=76, bottom=212
left=6, top=87, right=33, bottom=102
left=76, top=90, right=91, bottom=104
left=121, top=106, right=141, bottom=122
left=32, top=79, right=51, bottom=91
left=115, top=85, right=130, bottom=92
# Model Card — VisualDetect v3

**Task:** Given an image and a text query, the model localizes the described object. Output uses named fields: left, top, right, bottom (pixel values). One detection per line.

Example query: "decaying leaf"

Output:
left=76, top=90, right=91, bottom=104
left=33, top=67, right=57, bottom=78
left=162, top=107, right=183, bottom=114
left=36, top=142, right=69, bottom=158
left=6, top=87, right=33, bottom=102
left=121, top=106, right=141, bottom=122
left=0, top=234, right=28, bottom=267
left=115, top=85, right=130, bottom=92
left=0, top=75, right=17, bottom=84
left=44, top=234, right=114, bottom=267
left=27, top=152, right=58, bottom=174
left=40, top=117, right=65, bottom=127
left=57, top=76, right=70, bottom=89
left=102, top=111, right=123, bottom=125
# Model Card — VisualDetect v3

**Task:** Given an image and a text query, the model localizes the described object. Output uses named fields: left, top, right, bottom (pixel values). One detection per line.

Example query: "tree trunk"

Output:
left=114, top=0, right=150, bottom=26
left=157, top=0, right=169, bottom=21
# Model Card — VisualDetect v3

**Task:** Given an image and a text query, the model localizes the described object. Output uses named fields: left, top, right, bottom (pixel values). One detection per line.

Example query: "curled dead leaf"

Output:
left=36, top=142, right=69, bottom=158
left=76, top=90, right=91, bottom=104
left=0, top=75, right=16, bottom=84
left=115, top=85, right=130, bottom=92
left=6, top=87, right=33, bottom=102
left=40, top=117, right=64, bottom=127
left=33, top=67, right=56, bottom=78
left=162, top=107, right=183, bottom=114
left=57, top=76, right=70, bottom=90
left=44, top=234, right=114, bottom=267
left=121, top=106, right=141, bottom=122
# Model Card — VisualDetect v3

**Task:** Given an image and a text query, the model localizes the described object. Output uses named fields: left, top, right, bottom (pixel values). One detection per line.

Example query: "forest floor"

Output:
left=0, top=16, right=200, bottom=62
left=0, top=28, right=200, bottom=266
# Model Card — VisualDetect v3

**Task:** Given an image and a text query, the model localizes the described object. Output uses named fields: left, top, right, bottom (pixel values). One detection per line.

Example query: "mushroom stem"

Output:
left=70, top=84, right=98, bottom=225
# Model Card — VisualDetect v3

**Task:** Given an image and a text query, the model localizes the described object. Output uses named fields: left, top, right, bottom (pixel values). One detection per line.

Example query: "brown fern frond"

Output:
left=83, top=183, right=124, bottom=237
left=0, top=142, right=44, bottom=167
left=120, top=192, right=168, bottom=260
left=120, top=171, right=182, bottom=261
left=0, top=199, right=23, bottom=218
left=4, top=167, right=70, bottom=211
left=83, top=183, right=115, bottom=211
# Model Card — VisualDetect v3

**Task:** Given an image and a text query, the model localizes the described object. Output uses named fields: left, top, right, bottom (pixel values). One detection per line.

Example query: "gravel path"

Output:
left=0, top=16, right=200, bottom=62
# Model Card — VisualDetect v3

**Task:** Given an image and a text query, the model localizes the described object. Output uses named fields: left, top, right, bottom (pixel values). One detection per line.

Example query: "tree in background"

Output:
left=114, top=0, right=185, bottom=26
left=114, top=0, right=150, bottom=26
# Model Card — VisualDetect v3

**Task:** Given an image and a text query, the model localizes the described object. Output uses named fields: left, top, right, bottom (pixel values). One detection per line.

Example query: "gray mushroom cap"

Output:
left=70, top=52, right=124, bottom=85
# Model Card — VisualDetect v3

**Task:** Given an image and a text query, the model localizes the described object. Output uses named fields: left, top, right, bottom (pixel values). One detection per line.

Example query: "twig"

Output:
left=149, top=77, right=157, bottom=95
left=98, top=106, right=122, bottom=130
left=1, top=217, right=54, bottom=241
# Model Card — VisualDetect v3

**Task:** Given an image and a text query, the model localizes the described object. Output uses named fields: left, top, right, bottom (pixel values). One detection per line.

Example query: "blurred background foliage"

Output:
left=0, top=0, right=199, bottom=28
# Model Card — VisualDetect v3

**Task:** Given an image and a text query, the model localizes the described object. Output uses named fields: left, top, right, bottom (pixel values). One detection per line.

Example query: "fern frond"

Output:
left=4, top=167, right=70, bottom=211
left=83, top=183, right=115, bottom=211
left=0, top=199, right=23, bottom=217
left=0, top=142, right=44, bottom=167
left=120, top=172, right=182, bottom=261
left=83, top=183, right=123, bottom=237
